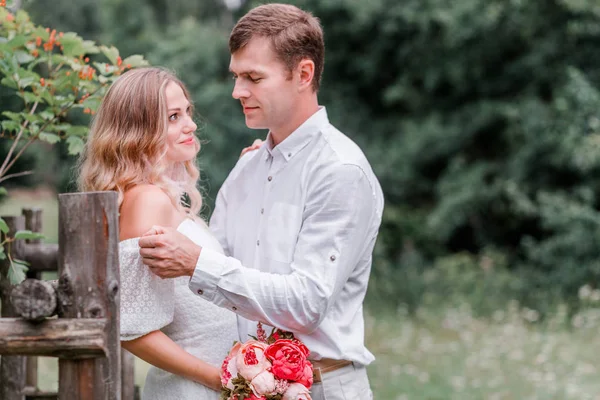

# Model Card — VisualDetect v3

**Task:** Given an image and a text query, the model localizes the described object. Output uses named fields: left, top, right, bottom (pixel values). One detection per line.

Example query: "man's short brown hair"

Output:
left=229, top=3, right=325, bottom=92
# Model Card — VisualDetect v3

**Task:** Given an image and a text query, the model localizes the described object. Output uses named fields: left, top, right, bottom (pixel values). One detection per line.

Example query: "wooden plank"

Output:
left=22, top=208, right=44, bottom=391
left=22, top=243, right=59, bottom=273
left=22, top=386, right=58, bottom=399
left=0, top=318, right=106, bottom=357
left=57, top=192, right=120, bottom=400
left=1, top=215, right=27, bottom=400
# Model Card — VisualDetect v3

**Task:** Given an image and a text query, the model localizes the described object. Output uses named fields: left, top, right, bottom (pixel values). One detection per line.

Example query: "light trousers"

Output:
left=309, top=363, right=373, bottom=400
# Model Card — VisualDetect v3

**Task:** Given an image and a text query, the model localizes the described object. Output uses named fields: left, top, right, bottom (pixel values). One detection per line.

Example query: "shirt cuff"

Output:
left=188, top=247, right=228, bottom=302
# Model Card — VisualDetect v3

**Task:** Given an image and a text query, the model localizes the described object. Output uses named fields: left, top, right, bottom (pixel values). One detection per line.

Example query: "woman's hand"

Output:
left=240, top=138, right=263, bottom=158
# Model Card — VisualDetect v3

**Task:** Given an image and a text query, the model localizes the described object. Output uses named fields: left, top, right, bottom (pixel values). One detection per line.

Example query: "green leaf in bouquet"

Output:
left=219, top=388, right=232, bottom=400
left=14, top=230, right=44, bottom=240
left=0, top=249, right=6, bottom=261
left=0, top=187, right=8, bottom=196
left=231, top=373, right=253, bottom=398
left=266, top=394, right=283, bottom=400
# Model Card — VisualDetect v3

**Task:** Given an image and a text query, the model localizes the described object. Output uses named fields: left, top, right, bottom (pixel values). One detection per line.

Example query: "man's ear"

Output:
left=297, top=59, right=315, bottom=92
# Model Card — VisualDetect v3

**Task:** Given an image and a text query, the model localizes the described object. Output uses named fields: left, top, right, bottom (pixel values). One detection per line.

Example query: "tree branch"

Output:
left=1, top=101, right=75, bottom=177
left=0, top=101, right=38, bottom=177
left=0, top=170, right=33, bottom=184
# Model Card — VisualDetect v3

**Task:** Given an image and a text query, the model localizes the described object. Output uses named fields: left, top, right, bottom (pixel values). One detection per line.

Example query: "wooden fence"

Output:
left=0, top=192, right=138, bottom=399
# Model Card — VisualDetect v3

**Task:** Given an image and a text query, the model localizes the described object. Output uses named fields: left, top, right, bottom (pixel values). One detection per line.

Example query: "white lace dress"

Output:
left=119, top=218, right=239, bottom=400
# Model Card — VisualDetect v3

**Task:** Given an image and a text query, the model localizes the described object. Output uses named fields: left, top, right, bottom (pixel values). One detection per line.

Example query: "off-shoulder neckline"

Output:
left=118, top=218, right=193, bottom=246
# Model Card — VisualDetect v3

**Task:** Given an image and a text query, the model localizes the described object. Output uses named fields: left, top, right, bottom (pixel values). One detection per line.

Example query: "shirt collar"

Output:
left=265, top=106, right=329, bottom=161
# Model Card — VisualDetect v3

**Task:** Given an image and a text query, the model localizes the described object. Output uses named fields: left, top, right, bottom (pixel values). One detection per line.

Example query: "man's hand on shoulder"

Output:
left=138, top=225, right=202, bottom=278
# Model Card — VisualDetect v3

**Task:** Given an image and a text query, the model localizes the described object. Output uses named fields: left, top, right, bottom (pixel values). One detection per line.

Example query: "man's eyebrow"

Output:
left=229, top=69, right=263, bottom=76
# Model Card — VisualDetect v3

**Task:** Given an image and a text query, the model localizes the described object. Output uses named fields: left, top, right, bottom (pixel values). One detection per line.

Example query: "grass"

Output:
left=365, top=304, right=600, bottom=400
left=4, top=188, right=600, bottom=398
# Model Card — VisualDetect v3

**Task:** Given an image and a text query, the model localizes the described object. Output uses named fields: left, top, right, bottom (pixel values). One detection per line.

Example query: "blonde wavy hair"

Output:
left=78, top=67, right=203, bottom=216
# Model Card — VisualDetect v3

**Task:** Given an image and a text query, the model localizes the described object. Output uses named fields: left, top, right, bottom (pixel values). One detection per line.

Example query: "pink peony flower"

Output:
left=274, top=378, right=291, bottom=394
left=221, top=342, right=241, bottom=389
left=282, top=383, right=312, bottom=400
left=236, top=340, right=271, bottom=380
left=250, top=370, right=277, bottom=396
left=265, top=339, right=310, bottom=381
left=296, top=362, right=314, bottom=389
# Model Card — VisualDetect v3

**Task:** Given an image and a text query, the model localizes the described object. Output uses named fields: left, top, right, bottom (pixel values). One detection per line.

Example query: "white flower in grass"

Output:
left=579, top=284, right=592, bottom=300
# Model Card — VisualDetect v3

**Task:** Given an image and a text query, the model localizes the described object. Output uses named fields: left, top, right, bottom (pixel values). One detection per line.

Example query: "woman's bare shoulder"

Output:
left=120, top=185, right=181, bottom=241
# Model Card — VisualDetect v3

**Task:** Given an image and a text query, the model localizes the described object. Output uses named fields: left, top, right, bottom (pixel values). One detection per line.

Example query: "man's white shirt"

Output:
left=189, top=107, right=384, bottom=365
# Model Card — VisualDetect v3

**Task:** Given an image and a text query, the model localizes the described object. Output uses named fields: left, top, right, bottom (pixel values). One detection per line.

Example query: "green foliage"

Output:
left=283, top=0, right=600, bottom=310
left=0, top=5, right=148, bottom=284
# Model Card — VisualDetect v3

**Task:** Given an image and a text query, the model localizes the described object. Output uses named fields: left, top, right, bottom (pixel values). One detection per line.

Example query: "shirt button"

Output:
left=257, top=240, right=260, bottom=246
left=288, top=153, right=292, bottom=157
left=330, top=255, right=336, bottom=262
left=261, top=208, right=264, bottom=214
left=197, top=289, right=204, bottom=295
left=232, top=306, right=237, bottom=311
left=267, top=176, right=273, bottom=181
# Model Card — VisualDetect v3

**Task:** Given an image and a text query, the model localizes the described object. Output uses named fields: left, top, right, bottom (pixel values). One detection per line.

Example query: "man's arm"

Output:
left=140, top=165, right=380, bottom=334
left=193, top=164, right=379, bottom=334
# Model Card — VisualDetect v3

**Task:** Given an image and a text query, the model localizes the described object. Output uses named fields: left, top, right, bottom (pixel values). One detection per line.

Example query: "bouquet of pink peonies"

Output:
left=220, top=323, right=313, bottom=400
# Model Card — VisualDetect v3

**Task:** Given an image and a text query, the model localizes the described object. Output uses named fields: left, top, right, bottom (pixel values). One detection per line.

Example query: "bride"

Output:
left=78, top=67, right=240, bottom=399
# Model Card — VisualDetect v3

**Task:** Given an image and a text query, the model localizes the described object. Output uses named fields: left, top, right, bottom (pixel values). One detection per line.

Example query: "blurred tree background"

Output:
left=4, top=0, right=600, bottom=317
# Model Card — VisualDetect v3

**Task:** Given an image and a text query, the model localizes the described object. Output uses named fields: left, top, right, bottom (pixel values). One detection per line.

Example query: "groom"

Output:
left=139, top=3, right=383, bottom=399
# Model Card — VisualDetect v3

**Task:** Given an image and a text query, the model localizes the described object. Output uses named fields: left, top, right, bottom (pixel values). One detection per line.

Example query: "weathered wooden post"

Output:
left=22, top=207, right=43, bottom=393
left=0, top=215, right=27, bottom=400
left=57, top=192, right=120, bottom=400
left=121, top=350, right=136, bottom=400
